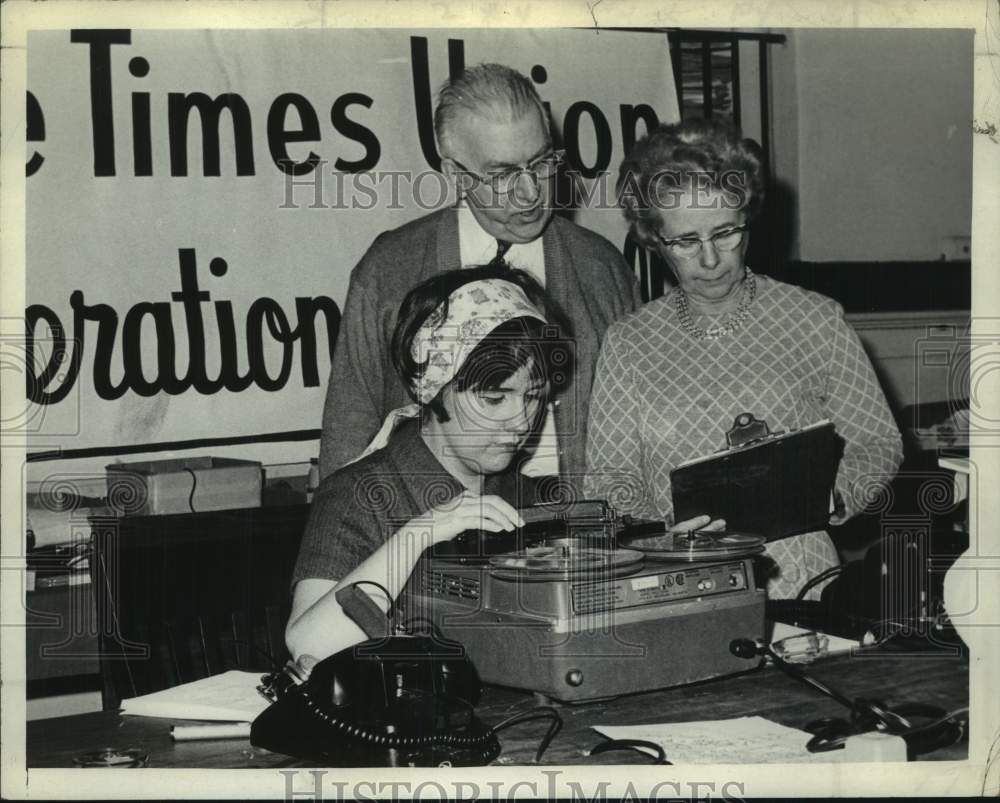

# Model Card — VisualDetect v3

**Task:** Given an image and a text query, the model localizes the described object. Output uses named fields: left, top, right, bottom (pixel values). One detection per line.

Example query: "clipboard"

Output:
left=669, top=420, right=843, bottom=541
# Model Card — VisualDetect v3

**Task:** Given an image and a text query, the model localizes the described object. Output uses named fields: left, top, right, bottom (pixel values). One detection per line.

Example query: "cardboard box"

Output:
left=106, top=457, right=262, bottom=516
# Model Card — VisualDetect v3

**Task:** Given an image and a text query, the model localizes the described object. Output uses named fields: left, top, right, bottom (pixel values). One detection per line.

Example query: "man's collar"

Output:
left=457, top=201, right=500, bottom=265
left=456, top=201, right=546, bottom=271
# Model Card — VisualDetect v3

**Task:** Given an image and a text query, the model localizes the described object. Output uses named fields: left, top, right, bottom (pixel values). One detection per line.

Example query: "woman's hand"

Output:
left=407, top=492, right=525, bottom=544
left=669, top=513, right=727, bottom=534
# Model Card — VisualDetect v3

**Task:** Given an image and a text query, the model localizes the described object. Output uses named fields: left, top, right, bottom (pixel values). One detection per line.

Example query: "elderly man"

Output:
left=318, top=63, right=641, bottom=488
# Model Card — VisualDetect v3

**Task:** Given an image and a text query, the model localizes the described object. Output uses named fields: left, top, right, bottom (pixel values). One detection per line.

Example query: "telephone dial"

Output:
left=250, top=631, right=501, bottom=767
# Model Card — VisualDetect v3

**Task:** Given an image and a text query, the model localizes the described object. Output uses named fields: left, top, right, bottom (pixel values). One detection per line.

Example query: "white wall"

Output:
left=849, top=311, right=970, bottom=410
left=773, top=29, right=973, bottom=263
left=769, top=29, right=801, bottom=261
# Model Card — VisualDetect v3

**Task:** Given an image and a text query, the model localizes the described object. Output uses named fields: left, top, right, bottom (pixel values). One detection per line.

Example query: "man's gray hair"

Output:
left=434, top=63, right=549, bottom=157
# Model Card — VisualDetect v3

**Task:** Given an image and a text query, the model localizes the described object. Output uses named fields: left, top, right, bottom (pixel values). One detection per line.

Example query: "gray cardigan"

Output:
left=318, top=208, right=641, bottom=492
left=294, top=418, right=544, bottom=587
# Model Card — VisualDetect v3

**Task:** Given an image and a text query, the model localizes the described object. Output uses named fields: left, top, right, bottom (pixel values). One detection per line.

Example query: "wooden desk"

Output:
left=27, top=651, right=968, bottom=767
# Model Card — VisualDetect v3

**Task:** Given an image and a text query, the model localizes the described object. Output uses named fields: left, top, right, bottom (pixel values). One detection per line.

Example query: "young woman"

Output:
left=286, top=265, right=569, bottom=661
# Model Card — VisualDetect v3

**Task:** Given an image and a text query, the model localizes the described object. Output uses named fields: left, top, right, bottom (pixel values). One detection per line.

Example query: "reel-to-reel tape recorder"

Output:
left=399, top=501, right=767, bottom=702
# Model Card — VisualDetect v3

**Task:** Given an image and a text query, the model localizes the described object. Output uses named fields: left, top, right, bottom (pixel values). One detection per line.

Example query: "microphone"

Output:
left=731, top=635, right=866, bottom=714
left=728, top=635, right=963, bottom=756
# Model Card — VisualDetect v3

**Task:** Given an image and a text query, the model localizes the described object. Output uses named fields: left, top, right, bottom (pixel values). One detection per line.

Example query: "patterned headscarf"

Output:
left=346, top=278, right=547, bottom=465
left=410, top=278, right=547, bottom=403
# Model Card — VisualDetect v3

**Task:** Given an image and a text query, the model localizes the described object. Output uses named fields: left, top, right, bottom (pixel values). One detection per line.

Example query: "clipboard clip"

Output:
left=725, top=413, right=772, bottom=448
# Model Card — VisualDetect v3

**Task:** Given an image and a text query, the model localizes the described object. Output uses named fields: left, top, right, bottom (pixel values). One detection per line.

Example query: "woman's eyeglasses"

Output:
left=450, top=150, right=565, bottom=196
left=657, top=224, right=749, bottom=259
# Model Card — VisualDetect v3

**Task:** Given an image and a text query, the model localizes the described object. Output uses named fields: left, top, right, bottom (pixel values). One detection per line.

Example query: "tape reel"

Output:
left=489, top=538, right=644, bottom=581
left=627, top=529, right=765, bottom=563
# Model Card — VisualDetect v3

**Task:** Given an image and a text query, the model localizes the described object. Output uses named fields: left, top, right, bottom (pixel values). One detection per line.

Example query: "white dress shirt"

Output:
left=457, top=203, right=559, bottom=478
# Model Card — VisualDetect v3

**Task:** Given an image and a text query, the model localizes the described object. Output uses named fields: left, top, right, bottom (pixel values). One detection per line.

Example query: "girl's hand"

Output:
left=669, top=513, right=727, bottom=534
left=408, top=492, right=525, bottom=544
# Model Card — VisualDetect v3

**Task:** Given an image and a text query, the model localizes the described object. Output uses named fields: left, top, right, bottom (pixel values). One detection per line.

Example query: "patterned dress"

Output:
left=584, top=275, right=903, bottom=599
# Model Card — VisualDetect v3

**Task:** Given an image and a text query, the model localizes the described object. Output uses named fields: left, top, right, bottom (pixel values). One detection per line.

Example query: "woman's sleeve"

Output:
left=584, top=326, right=655, bottom=519
left=286, top=469, right=417, bottom=660
left=820, top=304, right=904, bottom=520
left=290, top=469, right=380, bottom=588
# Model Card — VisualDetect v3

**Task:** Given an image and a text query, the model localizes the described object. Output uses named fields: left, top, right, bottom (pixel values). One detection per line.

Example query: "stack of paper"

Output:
left=120, top=670, right=271, bottom=721
left=593, top=716, right=821, bottom=764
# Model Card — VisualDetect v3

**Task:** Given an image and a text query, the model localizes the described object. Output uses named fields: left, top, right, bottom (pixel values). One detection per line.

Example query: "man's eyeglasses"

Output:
left=656, top=224, right=749, bottom=259
left=450, top=149, right=565, bottom=196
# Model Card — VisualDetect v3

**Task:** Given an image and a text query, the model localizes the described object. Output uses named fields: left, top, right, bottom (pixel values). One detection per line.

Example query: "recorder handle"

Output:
left=335, top=585, right=390, bottom=640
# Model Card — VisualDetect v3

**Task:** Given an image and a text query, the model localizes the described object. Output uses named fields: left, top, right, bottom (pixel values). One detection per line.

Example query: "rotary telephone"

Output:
left=249, top=585, right=502, bottom=767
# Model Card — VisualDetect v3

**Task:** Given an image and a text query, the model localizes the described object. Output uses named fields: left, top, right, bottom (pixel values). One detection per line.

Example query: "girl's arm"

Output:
left=286, top=492, right=523, bottom=662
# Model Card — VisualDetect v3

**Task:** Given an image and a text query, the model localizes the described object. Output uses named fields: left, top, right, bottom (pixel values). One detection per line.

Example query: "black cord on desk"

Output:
left=794, top=565, right=843, bottom=601
left=490, top=706, right=563, bottom=763
left=588, top=738, right=671, bottom=764
left=729, top=638, right=967, bottom=757
left=804, top=703, right=967, bottom=756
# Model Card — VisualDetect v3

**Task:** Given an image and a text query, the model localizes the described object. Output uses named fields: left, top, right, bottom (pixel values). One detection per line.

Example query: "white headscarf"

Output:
left=348, top=278, right=547, bottom=464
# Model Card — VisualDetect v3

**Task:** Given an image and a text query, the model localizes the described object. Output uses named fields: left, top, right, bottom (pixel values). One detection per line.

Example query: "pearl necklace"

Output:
left=674, top=267, right=757, bottom=341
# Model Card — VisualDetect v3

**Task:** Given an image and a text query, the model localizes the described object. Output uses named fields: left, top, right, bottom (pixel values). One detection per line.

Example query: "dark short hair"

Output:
left=617, top=119, right=766, bottom=249
left=390, top=266, right=573, bottom=423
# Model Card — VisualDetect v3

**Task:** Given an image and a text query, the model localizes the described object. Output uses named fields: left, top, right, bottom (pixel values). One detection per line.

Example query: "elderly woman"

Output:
left=287, top=265, right=567, bottom=661
left=585, top=120, right=903, bottom=599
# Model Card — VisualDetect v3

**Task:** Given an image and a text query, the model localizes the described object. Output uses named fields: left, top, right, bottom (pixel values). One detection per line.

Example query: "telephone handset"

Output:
left=250, top=588, right=501, bottom=767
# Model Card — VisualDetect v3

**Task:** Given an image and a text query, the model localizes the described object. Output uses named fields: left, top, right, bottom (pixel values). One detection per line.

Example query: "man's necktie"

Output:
left=490, top=239, right=512, bottom=269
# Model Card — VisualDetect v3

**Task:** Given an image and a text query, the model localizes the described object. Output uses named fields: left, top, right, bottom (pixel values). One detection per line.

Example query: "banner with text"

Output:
left=23, top=28, right=678, bottom=480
